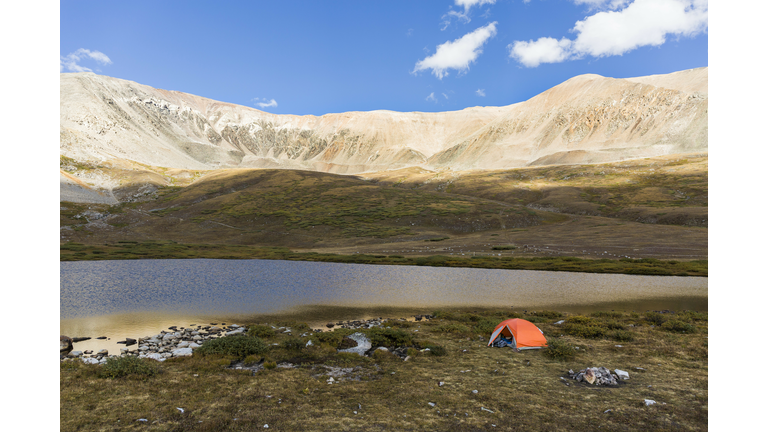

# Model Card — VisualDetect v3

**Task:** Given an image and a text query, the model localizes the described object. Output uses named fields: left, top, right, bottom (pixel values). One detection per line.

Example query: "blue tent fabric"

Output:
left=492, top=335, right=516, bottom=348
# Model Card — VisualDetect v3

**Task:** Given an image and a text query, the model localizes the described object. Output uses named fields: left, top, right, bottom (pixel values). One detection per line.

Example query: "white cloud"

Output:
left=253, top=98, right=278, bottom=109
left=442, top=93, right=449, bottom=99
left=476, top=89, right=486, bottom=97
left=441, top=10, right=471, bottom=31
left=60, top=49, right=112, bottom=72
left=426, top=92, right=438, bottom=102
left=509, top=37, right=573, bottom=67
left=455, top=0, right=496, bottom=12
left=414, top=22, right=498, bottom=79
left=572, top=0, right=630, bottom=9
left=442, top=0, right=496, bottom=30
left=508, top=0, right=708, bottom=67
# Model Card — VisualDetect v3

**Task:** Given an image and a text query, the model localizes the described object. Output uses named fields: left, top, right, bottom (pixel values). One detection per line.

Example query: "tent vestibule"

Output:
left=487, top=318, right=548, bottom=350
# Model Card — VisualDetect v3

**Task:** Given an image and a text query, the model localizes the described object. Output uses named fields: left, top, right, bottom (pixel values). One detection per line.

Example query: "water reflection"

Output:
left=61, top=259, right=707, bottom=353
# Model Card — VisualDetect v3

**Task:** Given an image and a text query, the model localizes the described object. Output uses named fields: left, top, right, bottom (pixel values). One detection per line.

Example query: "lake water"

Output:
left=61, top=259, right=707, bottom=354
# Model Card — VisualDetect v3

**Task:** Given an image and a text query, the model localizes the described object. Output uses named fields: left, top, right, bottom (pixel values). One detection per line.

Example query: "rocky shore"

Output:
left=60, top=315, right=435, bottom=364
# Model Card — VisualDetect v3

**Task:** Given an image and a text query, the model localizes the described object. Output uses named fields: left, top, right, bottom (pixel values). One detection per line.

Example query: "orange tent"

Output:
left=487, top=318, right=548, bottom=350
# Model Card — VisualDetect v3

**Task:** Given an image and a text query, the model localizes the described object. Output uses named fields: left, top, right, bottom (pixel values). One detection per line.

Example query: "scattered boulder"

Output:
left=337, top=333, right=371, bottom=356
left=60, top=336, right=73, bottom=353
left=172, top=347, right=193, bottom=357
left=614, top=369, right=630, bottom=380
left=569, top=367, right=619, bottom=386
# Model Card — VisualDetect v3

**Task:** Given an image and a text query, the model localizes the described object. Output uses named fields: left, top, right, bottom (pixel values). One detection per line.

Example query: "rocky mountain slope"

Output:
left=61, top=68, right=707, bottom=173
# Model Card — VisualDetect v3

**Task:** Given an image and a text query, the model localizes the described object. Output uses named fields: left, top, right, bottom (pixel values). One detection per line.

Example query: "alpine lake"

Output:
left=60, top=259, right=707, bottom=354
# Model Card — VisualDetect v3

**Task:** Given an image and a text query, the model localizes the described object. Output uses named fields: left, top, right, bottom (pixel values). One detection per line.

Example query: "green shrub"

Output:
left=263, top=361, right=277, bottom=370
left=334, top=352, right=366, bottom=365
left=275, top=321, right=311, bottom=332
left=314, top=329, right=354, bottom=348
left=561, top=323, right=605, bottom=339
left=281, top=337, right=305, bottom=351
left=677, top=311, right=708, bottom=322
left=196, top=335, right=269, bottom=358
left=543, top=339, right=576, bottom=361
left=248, top=325, right=276, bottom=339
left=590, top=311, right=624, bottom=319
left=645, top=312, right=668, bottom=326
left=661, top=320, right=697, bottom=333
left=491, top=245, right=516, bottom=250
left=366, top=328, right=414, bottom=347
left=604, top=320, right=626, bottom=330
left=472, top=318, right=499, bottom=335
left=524, top=316, right=551, bottom=324
left=433, top=323, right=471, bottom=334
left=567, top=316, right=596, bottom=325
left=99, top=356, right=158, bottom=379
left=423, top=344, right=447, bottom=356
left=608, top=330, right=635, bottom=342
left=531, top=310, right=563, bottom=319
left=387, top=320, right=414, bottom=329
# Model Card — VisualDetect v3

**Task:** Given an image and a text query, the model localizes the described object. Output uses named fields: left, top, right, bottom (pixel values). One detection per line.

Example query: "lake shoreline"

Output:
left=61, top=242, right=708, bottom=277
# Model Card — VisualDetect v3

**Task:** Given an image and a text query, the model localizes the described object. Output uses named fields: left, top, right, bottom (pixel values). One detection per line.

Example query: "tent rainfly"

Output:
left=487, top=318, right=548, bottom=350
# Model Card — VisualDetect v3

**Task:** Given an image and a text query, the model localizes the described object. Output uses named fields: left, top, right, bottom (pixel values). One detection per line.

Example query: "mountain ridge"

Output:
left=60, top=67, right=707, bottom=182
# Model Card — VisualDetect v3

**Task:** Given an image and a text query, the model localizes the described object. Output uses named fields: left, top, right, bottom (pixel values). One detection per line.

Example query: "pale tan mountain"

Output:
left=427, top=68, right=707, bottom=170
left=60, top=68, right=707, bottom=201
left=60, top=73, right=506, bottom=173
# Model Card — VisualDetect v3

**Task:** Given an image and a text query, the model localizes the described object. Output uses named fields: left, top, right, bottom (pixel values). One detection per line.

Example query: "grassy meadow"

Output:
left=60, top=308, right=708, bottom=431
left=60, top=154, right=708, bottom=273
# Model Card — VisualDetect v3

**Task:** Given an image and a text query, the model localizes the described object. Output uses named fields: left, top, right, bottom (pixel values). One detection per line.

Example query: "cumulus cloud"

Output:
left=253, top=98, right=278, bottom=109
left=509, top=0, right=708, bottom=67
left=426, top=92, right=438, bottom=102
left=509, top=37, right=573, bottom=68
left=476, top=89, right=486, bottom=97
left=414, top=22, right=498, bottom=79
left=60, top=49, right=112, bottom=72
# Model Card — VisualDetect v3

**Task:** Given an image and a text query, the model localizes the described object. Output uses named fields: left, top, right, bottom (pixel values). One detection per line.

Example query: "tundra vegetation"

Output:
left=60, top=308, right=708, bottom=431
left=60, top=155, right=708, bottom=276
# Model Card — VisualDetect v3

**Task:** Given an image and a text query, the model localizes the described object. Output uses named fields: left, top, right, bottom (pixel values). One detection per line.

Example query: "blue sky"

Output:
left=60, top=1, right=708, bottom=116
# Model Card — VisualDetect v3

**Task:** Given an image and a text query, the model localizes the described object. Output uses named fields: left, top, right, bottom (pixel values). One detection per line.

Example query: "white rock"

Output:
left=145, top=353, right=166, bottom=361
left=337, top=332, right=372, bottom=356
left=554, top=320, right=565, bottom=325
left=306, top=340, right=314, bottom=347
left=615, top=369, right=630, bottom=380
left=644, top=399, right=656, bottom=406
left=188, top=342, right=201, bottom=349
left=428, top=402, right=436, bottom=407
left=81, top=357, right=100, bottom=365
left=177, top=341, right=190, bottom=348
left=176, top=408, right=184, bottom=413
left=172, top=347, right=193, bottom=357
